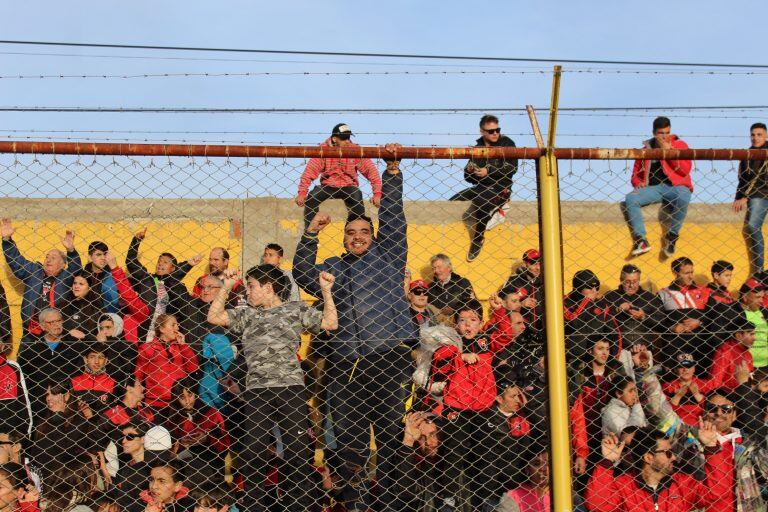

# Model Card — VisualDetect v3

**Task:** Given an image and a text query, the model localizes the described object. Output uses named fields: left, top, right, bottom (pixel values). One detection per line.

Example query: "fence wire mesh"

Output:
left=0, top=127, right=767, bottom=512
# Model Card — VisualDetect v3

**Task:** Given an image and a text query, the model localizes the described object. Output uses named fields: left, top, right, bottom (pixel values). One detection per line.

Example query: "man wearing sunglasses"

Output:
left=638, top=350, right=768, bottom=512
left=450, top=115, right=518, bottom=262
left=586, top=423, right=727, bottom=511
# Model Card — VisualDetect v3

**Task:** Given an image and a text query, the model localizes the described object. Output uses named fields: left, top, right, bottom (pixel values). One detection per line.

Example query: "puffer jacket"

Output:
left=135, top=339, right=198, bottom=408
left=293, top=170, right=416, bottom=360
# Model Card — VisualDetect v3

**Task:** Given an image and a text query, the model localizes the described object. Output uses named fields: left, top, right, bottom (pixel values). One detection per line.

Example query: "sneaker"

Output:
left=663, top=234, right=678, bottom=258
left=486, top=202, right=511, bottom=230
left=467, top=240, right=484, bottom=262
left=630, top=238, right=651, bottom=256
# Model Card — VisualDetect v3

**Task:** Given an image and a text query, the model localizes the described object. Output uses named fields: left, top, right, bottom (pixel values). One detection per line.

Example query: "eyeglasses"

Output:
left=123, top=433, right=141, bottom=441
left=705, top=403, right=735, bottom=414
left=483, top=128, right=501, bottom=134
left=653, top=449, right=674, bottom=458
left=411, top=289, right=428, bottom=296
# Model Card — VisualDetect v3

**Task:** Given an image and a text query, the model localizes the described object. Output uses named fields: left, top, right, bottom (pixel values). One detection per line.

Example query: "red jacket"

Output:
left=573, top=373, right=610, bottom=443
left=585, top=445, right=729, bottom=512
left=135, top=339, right=198, bottom=408
left=296, top=139, right=382, bottom=199
left=631, top=135, right=693, bottom=191
left=174, top=407, right=231, bottom=453
left=432, top=308, right=514, bottom=412
left=71, top=371, right=115, bottom=394
left=709, top=339, right=754, bottom=391
left=15, top=502, right=40, bottom=512
left=569, top=395, right=589, bottom=459
left=0, top=354, right=20, bottom=400
left=662, top=376, right=718, bottom=425
left=103, top=403, right=154, bottom=426
left=111, top=266, right=150, bottom=344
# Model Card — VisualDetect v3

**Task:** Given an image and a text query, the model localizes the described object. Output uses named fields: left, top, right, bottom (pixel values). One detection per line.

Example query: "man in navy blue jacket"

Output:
left=293, top=144, right=416, bottom=510
left=1, top=218, right=81, bottom=336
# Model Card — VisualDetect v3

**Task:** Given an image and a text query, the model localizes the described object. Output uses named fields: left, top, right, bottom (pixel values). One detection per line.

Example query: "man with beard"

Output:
left=293, top=144, right=414, bottom=510
left=585, top=423, right=727, bottom=512
left=191, top=247, right=241, bottom=299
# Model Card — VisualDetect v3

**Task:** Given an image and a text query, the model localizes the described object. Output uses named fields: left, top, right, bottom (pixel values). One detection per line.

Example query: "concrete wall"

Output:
left=0, top=196, right=756, bottom=349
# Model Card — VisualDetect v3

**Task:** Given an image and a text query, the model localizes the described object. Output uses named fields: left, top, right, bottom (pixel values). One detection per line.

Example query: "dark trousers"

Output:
left=450, top=185, right=510, bottom=246
left=241, top=386, right=317, bottom=511
left=327, top=348, right=410, bottom=509
left=303, top=185, right=366, bottom=228
left=441, top=411, right=484, bottom=508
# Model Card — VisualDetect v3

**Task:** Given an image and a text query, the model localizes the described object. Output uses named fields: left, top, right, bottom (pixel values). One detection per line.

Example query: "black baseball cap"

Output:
left=332, top=123, right=353, bottom=139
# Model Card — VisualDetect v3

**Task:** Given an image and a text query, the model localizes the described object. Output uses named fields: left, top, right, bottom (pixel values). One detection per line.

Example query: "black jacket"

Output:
left=736, top=141, right=768, bottom=199
left=428, top=272, right=475, bottom=313
left=60, top=293, right=103, bottom=339
left=603, top=287, right=664, bottom=345
left=16, top=336, right=81, bottom=417
left=464, top=135, right=518, bottom=190
left=390, top=444, right=447, bottom=512
left=501, top=267, right=543, bottom=328
left=0, top=282, right=10, bottom=343
left=474, top=407, right=534, bottom=497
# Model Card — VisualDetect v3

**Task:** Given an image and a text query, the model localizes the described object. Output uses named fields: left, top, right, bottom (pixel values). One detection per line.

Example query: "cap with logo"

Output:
left=675, top=352, right=696, bottom=368
left=409, top=279, right=430, bottom=291
left=332, top=123, right=353, bottom=139
left=740, top=277, right=766, bottom=294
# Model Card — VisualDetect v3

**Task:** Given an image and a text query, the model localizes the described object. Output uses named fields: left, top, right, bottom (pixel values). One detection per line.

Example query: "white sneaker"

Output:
left=486, top=202, right=510, bottom=230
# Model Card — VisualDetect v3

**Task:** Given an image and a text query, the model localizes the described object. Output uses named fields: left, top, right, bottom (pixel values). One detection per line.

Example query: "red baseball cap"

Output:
left=741, top=277, right=766, bottom=294
left=523, top=249, right=541, bottom=263
left=409, top=279, right=430, bottom=291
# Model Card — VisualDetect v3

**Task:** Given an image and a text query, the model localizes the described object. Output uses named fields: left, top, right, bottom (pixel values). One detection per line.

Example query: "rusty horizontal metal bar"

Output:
left=0, top=141, right=767, bottom=160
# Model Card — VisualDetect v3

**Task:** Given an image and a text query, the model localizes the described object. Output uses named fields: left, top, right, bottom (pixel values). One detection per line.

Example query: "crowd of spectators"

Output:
left=0, top=117, right=767, bottom=512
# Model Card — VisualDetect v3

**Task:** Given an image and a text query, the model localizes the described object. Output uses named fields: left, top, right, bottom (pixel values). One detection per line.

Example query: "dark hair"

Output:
left=620, top=264, right=641, bottom=277
left=245, top=264, right=289, bottom=301
left=652, top=116, right=671, bottom=132
left=170, top=378, right=208, bottom=424
left=121, top=421, right=148, bottom=437
left=711, top=260, right=734, bottom=275
left=751, top=122, right=767, bottom=132
left=80, top=342, right=108, bottom=358
left=480, top=114, right=499, bottom=127
left=610, top=375, right=636, bottom=398
left=708, top=388, right=738, bottom=406
left=345, top=214, right=374, bottom=233
left=158, top=252, right=178, bottom=268
left=671, top=256, right=693, bottom=273
left=212, top=246, right=230, bottom=260
left=87, top=241, right=108, bottom=255
left=631, top=427, right=669, bottom=463
left=454, top=299, right=484, bottom=322
left=264, top=243, right=284, bottom=257
left=44, top=454, right=99, bottom=512
left=149, top=458, right=185, bottom=483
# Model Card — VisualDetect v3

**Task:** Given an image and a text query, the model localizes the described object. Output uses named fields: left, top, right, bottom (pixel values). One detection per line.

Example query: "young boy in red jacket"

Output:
left=431, top=298, right=513, bottom=511
left=70, top=343, right=116, bottom=411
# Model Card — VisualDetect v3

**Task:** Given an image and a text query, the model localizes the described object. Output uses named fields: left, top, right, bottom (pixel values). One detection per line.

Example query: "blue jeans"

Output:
left=745, top=197, right=768, bottom=274
left=622, top=184, right=692, bottom=239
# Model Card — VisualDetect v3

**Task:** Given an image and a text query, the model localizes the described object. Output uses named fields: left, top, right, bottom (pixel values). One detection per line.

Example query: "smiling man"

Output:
left=293, top=144, right=415, bottom=510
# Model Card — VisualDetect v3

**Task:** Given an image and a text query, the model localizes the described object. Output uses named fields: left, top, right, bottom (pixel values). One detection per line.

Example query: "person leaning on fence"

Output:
left=292, top=144, right=415, bottom=509
left=585, top=423, right=728, bottom=512
left=450, top=114, right=518, bottom=262
left=295, top=123, right=382, bottom=230
left=622, top=116, right=693, bottom=258
left=734, top=122, right=768, bottom=276
left=207, top=264, right=338, bottom=511
left=0, top=218, right=82, bottom=336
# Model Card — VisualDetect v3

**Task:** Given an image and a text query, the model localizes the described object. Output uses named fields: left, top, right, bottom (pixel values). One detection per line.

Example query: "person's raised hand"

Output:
left=735, top=360, right=751, bottom=385
left=221, top=268, right=240, bottom=291
left=370, top=196, right=381, bottom=208
left=134, top=227, right=147, bottom=240
left=62, top=229, right=75, bottom=252
left=488, top=293, right=503, bottom=311
left=0, top=218, right=14, bottom=240
left=697, top=417, right=719, bottom=448
left=461, top=353, right=479, bottom=365
left=187, top=254, right=203, bottom=266
left=307, top=213, right=331, bottom=234
left=319, top=271, right=335, bottom=292
left=574, top=456, right=587, bottom=475
left=105, top=251, right=118, bottom=269
left=403, top=411, right=427, bottom=444
left=601, top=433, right=625, bottom=463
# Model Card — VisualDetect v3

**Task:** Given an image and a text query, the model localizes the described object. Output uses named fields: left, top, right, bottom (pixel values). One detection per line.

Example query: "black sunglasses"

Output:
left=705, top=403, right=735, bottom=414
left=123, top=433, right=141, bottom=441
left=411, top=289, right=428, bottom=296
left=483, top=128, right=501, bottom=134
left=653, top=449, right=674, bottom=459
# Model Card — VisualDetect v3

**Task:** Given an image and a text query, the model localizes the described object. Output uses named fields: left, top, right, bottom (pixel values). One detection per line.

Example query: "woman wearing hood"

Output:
left=95, top=313, right=138, bottom=387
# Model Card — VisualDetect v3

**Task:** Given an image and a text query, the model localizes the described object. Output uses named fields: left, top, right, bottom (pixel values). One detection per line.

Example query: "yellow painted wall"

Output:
left=2, top=217, right=752, bottom=355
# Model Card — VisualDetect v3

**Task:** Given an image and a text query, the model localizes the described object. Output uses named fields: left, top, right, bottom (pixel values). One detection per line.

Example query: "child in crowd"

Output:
left=71, top=344, right=116, bottom=411
left=662, top=352, right=717, bottom=425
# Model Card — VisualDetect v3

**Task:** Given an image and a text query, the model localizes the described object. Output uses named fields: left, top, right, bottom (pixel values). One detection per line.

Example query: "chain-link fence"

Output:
left=0, top=133, right=767, bottom=512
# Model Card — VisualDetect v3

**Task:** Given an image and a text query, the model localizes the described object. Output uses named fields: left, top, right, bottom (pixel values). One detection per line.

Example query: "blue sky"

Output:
left=1, top=1, right=766, bottom=202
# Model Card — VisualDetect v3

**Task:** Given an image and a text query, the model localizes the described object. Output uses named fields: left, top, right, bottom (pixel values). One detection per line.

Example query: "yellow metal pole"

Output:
left=539, top=65, right=573, bottom=511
